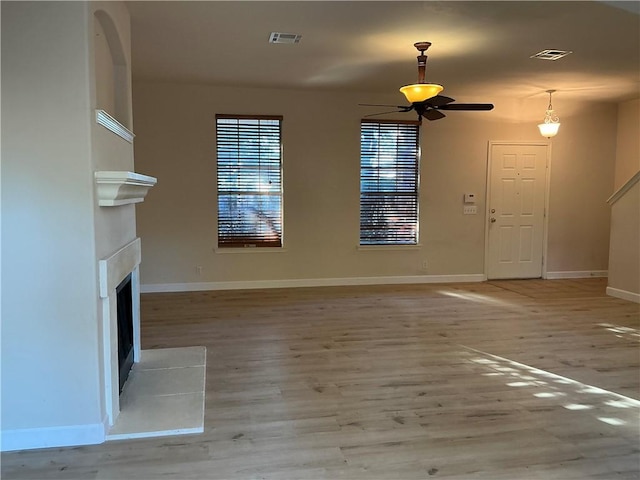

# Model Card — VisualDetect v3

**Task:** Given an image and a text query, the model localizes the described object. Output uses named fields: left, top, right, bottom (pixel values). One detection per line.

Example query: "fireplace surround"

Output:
left=99, top=237, right=141, bottom=426
left=99, top=238, right=207, bottom=440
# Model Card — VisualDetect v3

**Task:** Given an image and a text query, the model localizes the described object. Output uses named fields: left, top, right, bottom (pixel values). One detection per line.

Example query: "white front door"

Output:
left=486, top=143, right=549, bottom=279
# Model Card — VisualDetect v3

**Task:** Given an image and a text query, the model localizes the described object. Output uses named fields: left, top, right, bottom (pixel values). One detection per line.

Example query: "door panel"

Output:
left=499, top=226, right=513, bottom=262
left=487, top=144, right=548, bottom=279
left=519, top=225, right=533, bottom=262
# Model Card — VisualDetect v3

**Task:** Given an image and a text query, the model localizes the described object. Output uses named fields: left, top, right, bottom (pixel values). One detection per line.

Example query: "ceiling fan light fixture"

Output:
left=537, top=90, right=561, bottom=138
left=399, top=42, right=443, bottom=104
left=360, top=41, right=492, bottom=121
left=399, top=83, right=444, bottom=103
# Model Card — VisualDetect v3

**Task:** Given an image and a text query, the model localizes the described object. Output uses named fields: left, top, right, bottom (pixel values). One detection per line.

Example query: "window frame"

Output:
left=215, top=114, right=284, bottom=249
left=359, top=118, right=421, bottom=246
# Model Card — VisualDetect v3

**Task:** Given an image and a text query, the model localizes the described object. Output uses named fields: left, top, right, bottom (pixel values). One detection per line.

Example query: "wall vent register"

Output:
left=269, top=32, right=302, bottom=44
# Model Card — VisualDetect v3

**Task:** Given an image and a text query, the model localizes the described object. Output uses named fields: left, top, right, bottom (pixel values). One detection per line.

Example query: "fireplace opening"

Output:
left=116, top=273, right=134, bottom=393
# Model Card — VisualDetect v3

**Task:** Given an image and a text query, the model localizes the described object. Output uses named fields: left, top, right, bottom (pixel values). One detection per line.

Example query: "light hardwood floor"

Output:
left=3, top=278, right=639, bottom=479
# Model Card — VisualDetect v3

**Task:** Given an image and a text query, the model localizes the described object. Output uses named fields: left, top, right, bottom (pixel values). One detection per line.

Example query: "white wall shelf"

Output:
left=96, top=109, right=135, bottom=143
left=95, top=171, right=157, bottom=207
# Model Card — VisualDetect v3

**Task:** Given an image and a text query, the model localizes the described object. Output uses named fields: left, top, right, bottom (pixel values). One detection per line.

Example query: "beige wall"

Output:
left=614, top=98, right=640, bottom=190
left=1, top=0, right=135, bottom=450
left=133, top=82, right=617, bottom=287
left=2, top=0, right=101, bottom=436
left=545, top=103, right=617, bottom=272
left=607, top=181, right=640, bottom=298
left=607, top=98, right=640, bottom=300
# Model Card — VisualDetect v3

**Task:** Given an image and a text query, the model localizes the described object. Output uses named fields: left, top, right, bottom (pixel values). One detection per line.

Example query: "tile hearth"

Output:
left=106, top=346, right=206, bottom=441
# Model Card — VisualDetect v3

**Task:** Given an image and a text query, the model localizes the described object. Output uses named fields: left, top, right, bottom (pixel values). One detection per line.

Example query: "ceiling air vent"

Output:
left=269, top=32, right=302, bottom=44
left=530, top=49, right=573, bottom=61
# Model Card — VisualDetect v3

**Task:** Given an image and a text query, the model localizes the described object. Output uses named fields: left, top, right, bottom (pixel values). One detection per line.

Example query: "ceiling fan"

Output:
left=361, top=42, right=494, bottom=121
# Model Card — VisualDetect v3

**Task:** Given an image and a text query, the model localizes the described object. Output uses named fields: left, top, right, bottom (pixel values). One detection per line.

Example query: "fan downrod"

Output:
left=412, top=42, right=433, bottom=84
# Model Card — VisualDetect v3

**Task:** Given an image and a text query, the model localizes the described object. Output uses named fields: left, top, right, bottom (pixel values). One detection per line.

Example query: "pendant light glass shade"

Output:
left=400, top=83, right=444, bottom=103
left=538, top=121, right=560, bottom=138
left=538, top=90, right=560, bottom=138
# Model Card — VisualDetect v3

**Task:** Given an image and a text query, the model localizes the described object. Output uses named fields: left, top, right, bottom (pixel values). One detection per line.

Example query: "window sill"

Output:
left=214, top=247, right=288, bottom=254
left=357, top=244, right=422, bottom=251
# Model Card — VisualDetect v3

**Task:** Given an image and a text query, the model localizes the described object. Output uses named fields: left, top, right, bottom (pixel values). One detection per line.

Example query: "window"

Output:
left=359, top=119, right=420, bottom=245
left=216, top=115, right=283, bottom=248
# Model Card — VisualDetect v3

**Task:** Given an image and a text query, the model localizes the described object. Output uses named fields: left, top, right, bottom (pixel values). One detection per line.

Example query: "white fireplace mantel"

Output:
left=95, top=171, right=157, bottom=207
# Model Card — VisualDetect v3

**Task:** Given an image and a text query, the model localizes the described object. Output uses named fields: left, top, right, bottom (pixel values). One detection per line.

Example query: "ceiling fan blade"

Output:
left=425, top=95, right=455, bottom=107
left=438, top=103, right=494, bottom=111
left=359, top=103, right=408, bottom=109
left=363, top=110, right=406, bottom=118
left=423, top=109, right=446, bottom=121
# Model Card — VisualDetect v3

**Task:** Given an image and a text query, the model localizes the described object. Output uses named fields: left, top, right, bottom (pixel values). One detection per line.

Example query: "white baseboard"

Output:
left=606, top=286, right=640, bottom=304
left=141, top=274, right=486, bottom=293
left=545, top=270, right=608, bottom=279
left=1, top=417, right=108, bottom=452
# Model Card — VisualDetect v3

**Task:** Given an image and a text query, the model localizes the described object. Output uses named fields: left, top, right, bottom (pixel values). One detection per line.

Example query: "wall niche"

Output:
left=94, top=10, right=130, bottom=129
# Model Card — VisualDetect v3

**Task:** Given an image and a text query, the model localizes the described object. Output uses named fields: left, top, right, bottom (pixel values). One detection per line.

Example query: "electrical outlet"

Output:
left=196, top=266, right=203, bottom=275
left=463, top=205, right=477, bottom=215
left=421, top=260, right=428, bottom=271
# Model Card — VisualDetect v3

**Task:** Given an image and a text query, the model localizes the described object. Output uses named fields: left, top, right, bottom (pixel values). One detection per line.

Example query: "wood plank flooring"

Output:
left=3, top=278, right=639, bottom=479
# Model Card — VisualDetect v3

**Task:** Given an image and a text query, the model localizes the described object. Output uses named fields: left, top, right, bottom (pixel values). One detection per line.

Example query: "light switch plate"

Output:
left=463, top=205, right=477, bottom=215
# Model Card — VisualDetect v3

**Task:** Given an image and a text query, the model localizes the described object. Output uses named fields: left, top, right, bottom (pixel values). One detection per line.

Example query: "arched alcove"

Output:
left=94, top=10, right=130, bottom=128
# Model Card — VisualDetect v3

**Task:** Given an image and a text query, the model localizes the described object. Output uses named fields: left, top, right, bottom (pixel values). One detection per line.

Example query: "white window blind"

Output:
left=360, top=119, right=420, bottom=245
left=216, top=115, right=283, bottom=248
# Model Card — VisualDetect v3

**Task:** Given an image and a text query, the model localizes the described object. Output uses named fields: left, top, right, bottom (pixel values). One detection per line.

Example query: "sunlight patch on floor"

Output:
left=597, top=323, right=640, bottom=342
left=437, top=290, right=522, bottom=309
left=460, top=344, right=640, bottom=429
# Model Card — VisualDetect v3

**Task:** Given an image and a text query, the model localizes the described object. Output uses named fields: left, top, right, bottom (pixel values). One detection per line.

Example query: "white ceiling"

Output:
left=126, top=1, right=640, bottom=103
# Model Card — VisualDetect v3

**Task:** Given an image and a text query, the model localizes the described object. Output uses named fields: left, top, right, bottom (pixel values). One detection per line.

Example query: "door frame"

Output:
left=484, top=141, right=552, bottom=280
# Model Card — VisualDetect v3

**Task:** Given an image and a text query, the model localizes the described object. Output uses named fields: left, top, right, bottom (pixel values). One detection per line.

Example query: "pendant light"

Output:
left=538, top=90, right=561, bottom=138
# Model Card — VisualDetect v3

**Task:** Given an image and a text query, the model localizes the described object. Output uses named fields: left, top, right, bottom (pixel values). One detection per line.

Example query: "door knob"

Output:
left=490, top=218, right=496, bottom=223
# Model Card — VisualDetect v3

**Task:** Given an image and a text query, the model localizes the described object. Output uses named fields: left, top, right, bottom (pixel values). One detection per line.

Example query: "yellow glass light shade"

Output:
left=399, top=83, right=443, bottom=103
left=538, top=122, right=560, bottom=138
